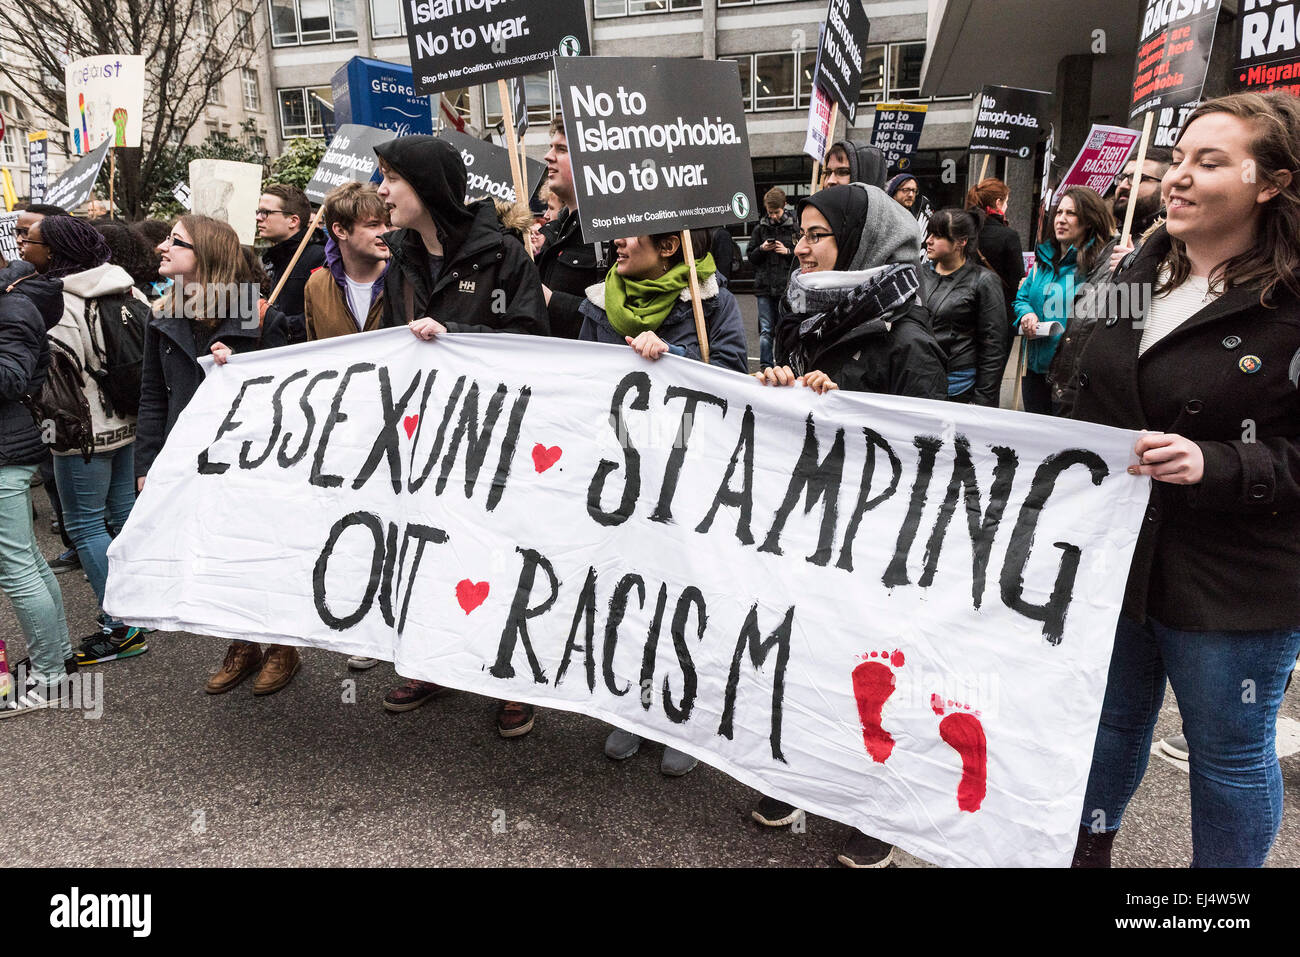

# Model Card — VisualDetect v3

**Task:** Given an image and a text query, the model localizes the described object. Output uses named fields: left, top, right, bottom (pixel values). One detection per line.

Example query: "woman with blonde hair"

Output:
left=1071, top=91, right=1300, bottom=867
left=135, top=215, right=294, bottom=696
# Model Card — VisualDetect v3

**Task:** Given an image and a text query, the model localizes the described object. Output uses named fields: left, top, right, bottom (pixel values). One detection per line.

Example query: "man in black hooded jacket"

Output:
left=372, top=134, right=547, bottom=737
left=258, top=184, right=326, bottom=344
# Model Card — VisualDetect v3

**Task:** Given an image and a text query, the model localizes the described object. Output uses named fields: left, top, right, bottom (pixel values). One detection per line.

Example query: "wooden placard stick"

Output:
left=109, top=148, right=116, bottom=215
left=978, top=153, right=990, bottom=182
left=680, top=228, right=709, bottom=365
left=497, top=78, right=533, bottom=260
left=267, top=204, right=325, bottom=306
left=1121, top=110, right=1155, bottom=249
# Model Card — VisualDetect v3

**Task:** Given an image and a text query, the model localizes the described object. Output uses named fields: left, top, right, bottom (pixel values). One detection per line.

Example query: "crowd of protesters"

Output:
left=0, top=89, right=1297, bottom=869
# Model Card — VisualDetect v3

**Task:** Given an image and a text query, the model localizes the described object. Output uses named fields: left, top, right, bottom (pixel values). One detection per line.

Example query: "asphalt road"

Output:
left=3, top=303, right=1298, bottom=868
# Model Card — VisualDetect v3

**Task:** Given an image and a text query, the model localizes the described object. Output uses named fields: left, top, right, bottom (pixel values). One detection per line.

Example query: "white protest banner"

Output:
left=189, top=159, right=263, bottom=246
left=1052, top=125, right=1141, bottom=204
left=28, top=132, right=49, bottom=204
left=43, top=138, right=112, bottom=211
left=402, top=0, right=590, bottom=96
left=64, top=55, right=146, bottom=154
left=105, top=330, right=1150, bottom=868
left=303, top=124, right=389, bottom=205
left=0, top=212, right=18, bottom=262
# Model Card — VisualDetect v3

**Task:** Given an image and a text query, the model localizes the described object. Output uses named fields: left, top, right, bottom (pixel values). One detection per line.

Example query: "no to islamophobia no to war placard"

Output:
left=402, top=0, right=591, bottom=96
left=556, top=57, right=757, bottom=245
left=105, top=329, right=1152, bottom=868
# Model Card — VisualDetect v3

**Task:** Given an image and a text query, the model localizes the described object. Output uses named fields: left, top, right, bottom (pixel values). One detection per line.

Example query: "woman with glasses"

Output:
left=20, top=215, right=147, bottom=667
left=135, top=215, right=295, bottom=696
left=753, top=182, right=945, bottom=867
left=1070, top=91, right=1300, bottom=868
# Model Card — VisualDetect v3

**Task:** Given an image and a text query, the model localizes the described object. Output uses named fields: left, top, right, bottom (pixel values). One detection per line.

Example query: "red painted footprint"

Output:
left=851, top=649, right=905, bottom=763
left=932, top=697, right=987, bottom=813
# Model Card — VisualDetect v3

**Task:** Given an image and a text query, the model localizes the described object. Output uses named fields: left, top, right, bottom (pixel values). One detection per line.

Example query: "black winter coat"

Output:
left=747, top=211, right=797, bottom=298
left=976, top=212, right=1024, bottom=326
left=1071, top=226, right=1300, bottom=631
left=135, top=304, right=290, bottom=479
left=380, top=200, right=548, bottom=336
left=535, top=207, right=607, bottom=340
left=776, top=295, right=947, bottom=401
left=918, top=260, right=1008, bottom=406
left=0, top=262, right=62, bottom=467
left=262, top=226, right=326, bottom=345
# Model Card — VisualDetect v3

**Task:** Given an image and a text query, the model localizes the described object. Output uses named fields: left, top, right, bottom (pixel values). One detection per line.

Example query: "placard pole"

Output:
left=810, top=101, right=840, bottom=194
left=268, top=204, right=325, bottom=307
left=109, top=147, right=115, bottom=215
left=497, top=78, right=533, bottom=260
left=979, top=153, right=990, bottom=182
left=681, top=228, right=709, bottom=365
left=1013, top=335, right=1026, bottom=412
left=1121, top=110, right=1155, bottom=249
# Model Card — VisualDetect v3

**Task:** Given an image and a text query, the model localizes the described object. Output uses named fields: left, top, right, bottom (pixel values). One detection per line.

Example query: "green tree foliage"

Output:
left=266, top=138, right=327, bottom=191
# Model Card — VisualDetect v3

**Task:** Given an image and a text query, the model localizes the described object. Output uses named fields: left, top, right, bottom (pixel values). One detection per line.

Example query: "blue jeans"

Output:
left=0, top=464, right=71, bottom=675
left=53, top=445, right=135, bottom=630
left=1082, top=614, right=1300, bottom=866
left=755, top=295, right=778, bottom=369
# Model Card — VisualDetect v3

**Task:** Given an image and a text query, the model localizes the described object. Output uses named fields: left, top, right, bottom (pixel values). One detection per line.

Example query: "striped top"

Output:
left=1139, top=267, right=1219, bottom=356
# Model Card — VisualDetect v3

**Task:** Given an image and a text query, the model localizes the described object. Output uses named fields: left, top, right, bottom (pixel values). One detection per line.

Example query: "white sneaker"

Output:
left=347, top=656, right=380, bottom=670
left=0, top=673, right=60, bottom=719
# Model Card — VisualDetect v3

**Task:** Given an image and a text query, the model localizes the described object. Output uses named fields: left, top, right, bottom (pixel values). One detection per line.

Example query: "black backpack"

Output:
left=87, top=293, right=148, bottom=418
left=23, top=338, right=94, bottom=461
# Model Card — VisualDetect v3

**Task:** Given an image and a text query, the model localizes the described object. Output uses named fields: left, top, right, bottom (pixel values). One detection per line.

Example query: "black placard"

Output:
left=304, top=124, right=391, bottom=205
left=1130, top=0, right=1223, bottom=148
left=870, top=103, right=926, bottom=173
left=968, top=85, right=1053, bottom=159
left=43, top=138, right=111, bottom=211
left=813, top=0, right=871, bottom=123
left=1231, top=0, right=1300, bottom=96
left=556, top=57, right=756, bottom=245
left=401, top=0, right=590, bottom=96
left=438, top=128, right=546, bottom=204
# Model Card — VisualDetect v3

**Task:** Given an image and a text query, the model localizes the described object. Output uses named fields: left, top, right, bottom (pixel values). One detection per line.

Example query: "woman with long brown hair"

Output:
left=1013, top=186, right=1114, bottom=413
left=135, top=214, right=294, bottom=696
left=1071, top=91, right=1300, bottom=867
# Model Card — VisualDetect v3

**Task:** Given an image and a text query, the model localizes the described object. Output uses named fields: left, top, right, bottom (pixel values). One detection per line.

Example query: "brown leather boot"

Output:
left=253, top=644, right=301, bottom=696
left=206, top=641, right=264, bottom=694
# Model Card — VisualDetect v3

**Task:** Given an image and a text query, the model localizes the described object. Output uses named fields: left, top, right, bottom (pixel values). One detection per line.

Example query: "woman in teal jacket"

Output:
left=1014, top=187, right=1114, bottom=413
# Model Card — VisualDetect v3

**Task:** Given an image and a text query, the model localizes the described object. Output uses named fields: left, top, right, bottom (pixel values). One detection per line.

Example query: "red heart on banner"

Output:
left=532, top=443, right=562, bottom=472
left=403, top=415, right=419, bottom=439
left=455, top=579, right=489, bottom=614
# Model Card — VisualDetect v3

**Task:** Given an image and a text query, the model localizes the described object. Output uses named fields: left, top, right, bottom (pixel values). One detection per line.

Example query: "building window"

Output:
left=482, top=72, right=559, bottom=128
left=889, top=41, right=925, bottom=99
left=242, top=68, right=262, bottom=111
left=370, top=0, right=404, bottom=37
left=206, top=62, right=226, bottom=105
left=0, top=126, right=26, bottom=166
left=278, top=85, right=333, bottom=137
left=236, top=9, right=254, bottom=45
left=721, top=55, right=751, bottom=111
left=595, top=0, right=700, bottom=16
left=753, top=51, right=796, bottom=110
left=247, top=133, right=268, bottom=154
left=196, top=0, right=212, bottom=35
left=267, top=0, right=356, bottom=46
left=859, top=44, right=886, bottom=106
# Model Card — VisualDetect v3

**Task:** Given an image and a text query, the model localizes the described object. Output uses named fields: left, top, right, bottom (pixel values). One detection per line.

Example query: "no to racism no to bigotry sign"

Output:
left=556, top=57, right=757, bottom=245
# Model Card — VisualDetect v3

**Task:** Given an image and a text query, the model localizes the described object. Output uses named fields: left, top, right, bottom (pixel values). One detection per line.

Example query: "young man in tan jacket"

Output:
left=303, top=182, right=389, bottom=671
left=303, top=182, right=389, bottom=341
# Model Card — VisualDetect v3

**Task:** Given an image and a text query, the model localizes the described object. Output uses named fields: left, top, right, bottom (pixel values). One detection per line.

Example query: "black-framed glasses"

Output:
left=163, top=235, right=195, bottom=250
left=820, top=167, right=852, bottom=180
left=254, top=208, right=286, bottom=219
left=1116, top=172, right=1163, bottom=186
left=17, top=237, right=47, bottom=247
left=793, top=229, right=835, bottom=245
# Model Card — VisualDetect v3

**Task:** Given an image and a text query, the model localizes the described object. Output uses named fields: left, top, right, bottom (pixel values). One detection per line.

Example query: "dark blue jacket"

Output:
left=135, top=303, right=290, bottom=478
left=0, top=262, right=63, bottom=467
left=577, top=275, right=749, bottom=373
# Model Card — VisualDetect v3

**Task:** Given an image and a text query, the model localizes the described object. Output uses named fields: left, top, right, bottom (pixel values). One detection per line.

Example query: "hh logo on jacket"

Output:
left=458, top=280, right=476, bottom=293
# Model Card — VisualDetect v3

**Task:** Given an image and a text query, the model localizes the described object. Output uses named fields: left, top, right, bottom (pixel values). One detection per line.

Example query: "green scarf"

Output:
left=603, top=253, right=716, bottom=338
